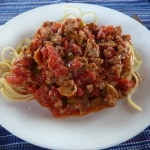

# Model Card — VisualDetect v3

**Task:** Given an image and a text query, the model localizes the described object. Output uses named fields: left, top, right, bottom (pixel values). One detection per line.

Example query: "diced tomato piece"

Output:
left=70, top=44, right=83, bottom=55
left=79, top=71, right=96, bottom=84
left=46, top=43, right=68, bottom=77
left=63, top=39, right=69, bottom=52
left=41, top=47, right=48, bottom=58
left=76, top=86, right=84, bottom=97
left=68, top=59, right=83, bottom=70
left=91, top=87, right=100, bottom=97
left=10, top=66, right=23, bottom=75
left=30, top=38, right=42, bottom=51
left=53, top=64, right=69, bottom=77
left=21, top=57, right=34, bottom=68
left=117, top=79, right=134, bottom=91
left=46, top=43, right=63, bottom=65
left=105, top=26, right=114, bottom=34
left=97, top=25, right=114, bottom=40
left=75, top=79, right=82, bottom=86
left=48, top=54, right=62, bottom=69
left=46, top=43, right=57, bottom=54
left=13, top=57, right=34, bottom=69
left=50, top=25, right=59, bottom=33
left=6, top=74, right=26, bottom=85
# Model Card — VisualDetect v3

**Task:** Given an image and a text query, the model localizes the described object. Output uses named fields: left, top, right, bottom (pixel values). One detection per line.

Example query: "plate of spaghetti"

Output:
left=0, top=3, right=150, bottom=150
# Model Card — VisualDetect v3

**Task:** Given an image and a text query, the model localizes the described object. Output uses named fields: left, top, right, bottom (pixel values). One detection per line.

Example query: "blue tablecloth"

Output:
left=0, top=0, right=150, bottom=150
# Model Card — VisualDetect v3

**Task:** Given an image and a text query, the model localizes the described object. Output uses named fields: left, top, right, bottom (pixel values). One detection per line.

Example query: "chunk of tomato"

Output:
left=79, top=71, right=96, bottom=84
left=117, top=79, right=134, bottom=91
left=6, top=74, right=26, bottom=85
left=76, top=86, right=84, bottom=97
left=68, top=59, right=83, bottom=70
left=49, top=87, right=61, bottom=101
left=46, top=43, right=68, bottom=77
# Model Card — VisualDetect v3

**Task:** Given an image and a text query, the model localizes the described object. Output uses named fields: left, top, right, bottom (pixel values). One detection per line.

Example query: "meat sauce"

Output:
left=6, top=18, right=136, bottom=117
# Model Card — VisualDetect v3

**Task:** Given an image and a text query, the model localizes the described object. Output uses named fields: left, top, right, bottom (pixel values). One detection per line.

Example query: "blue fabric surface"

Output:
left=0, top=0, right=150, bottom=29
left=0, top=0, right=150, bottom=150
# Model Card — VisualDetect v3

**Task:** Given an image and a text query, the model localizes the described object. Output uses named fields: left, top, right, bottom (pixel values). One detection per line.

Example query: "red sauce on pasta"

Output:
left=6, top=18, right=137, bottom=117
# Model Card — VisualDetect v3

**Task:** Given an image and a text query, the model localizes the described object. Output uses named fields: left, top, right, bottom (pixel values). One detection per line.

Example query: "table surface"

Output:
left=0, top=0, right=150, bottom=150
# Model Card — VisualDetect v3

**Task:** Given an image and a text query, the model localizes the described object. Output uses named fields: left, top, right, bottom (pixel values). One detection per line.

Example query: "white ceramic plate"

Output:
left=0, top=3, right=150, bottom=150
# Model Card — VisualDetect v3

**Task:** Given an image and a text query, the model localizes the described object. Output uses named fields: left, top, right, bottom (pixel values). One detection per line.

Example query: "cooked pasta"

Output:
left=63, top=6, right=97, bottom=23
left=0, top=39, right=33, bottom=101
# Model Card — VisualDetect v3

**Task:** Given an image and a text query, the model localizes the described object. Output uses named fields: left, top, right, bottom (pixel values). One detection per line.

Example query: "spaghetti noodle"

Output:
left=0, top=39, right=33, bottom=101
left=0, top=18, right=142, bottom=117
left=63, top=6, right=97, bottom=23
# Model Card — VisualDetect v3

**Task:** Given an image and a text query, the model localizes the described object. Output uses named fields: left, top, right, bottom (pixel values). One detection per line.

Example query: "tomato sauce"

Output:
left=6, top=18, right=137, bottom=117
